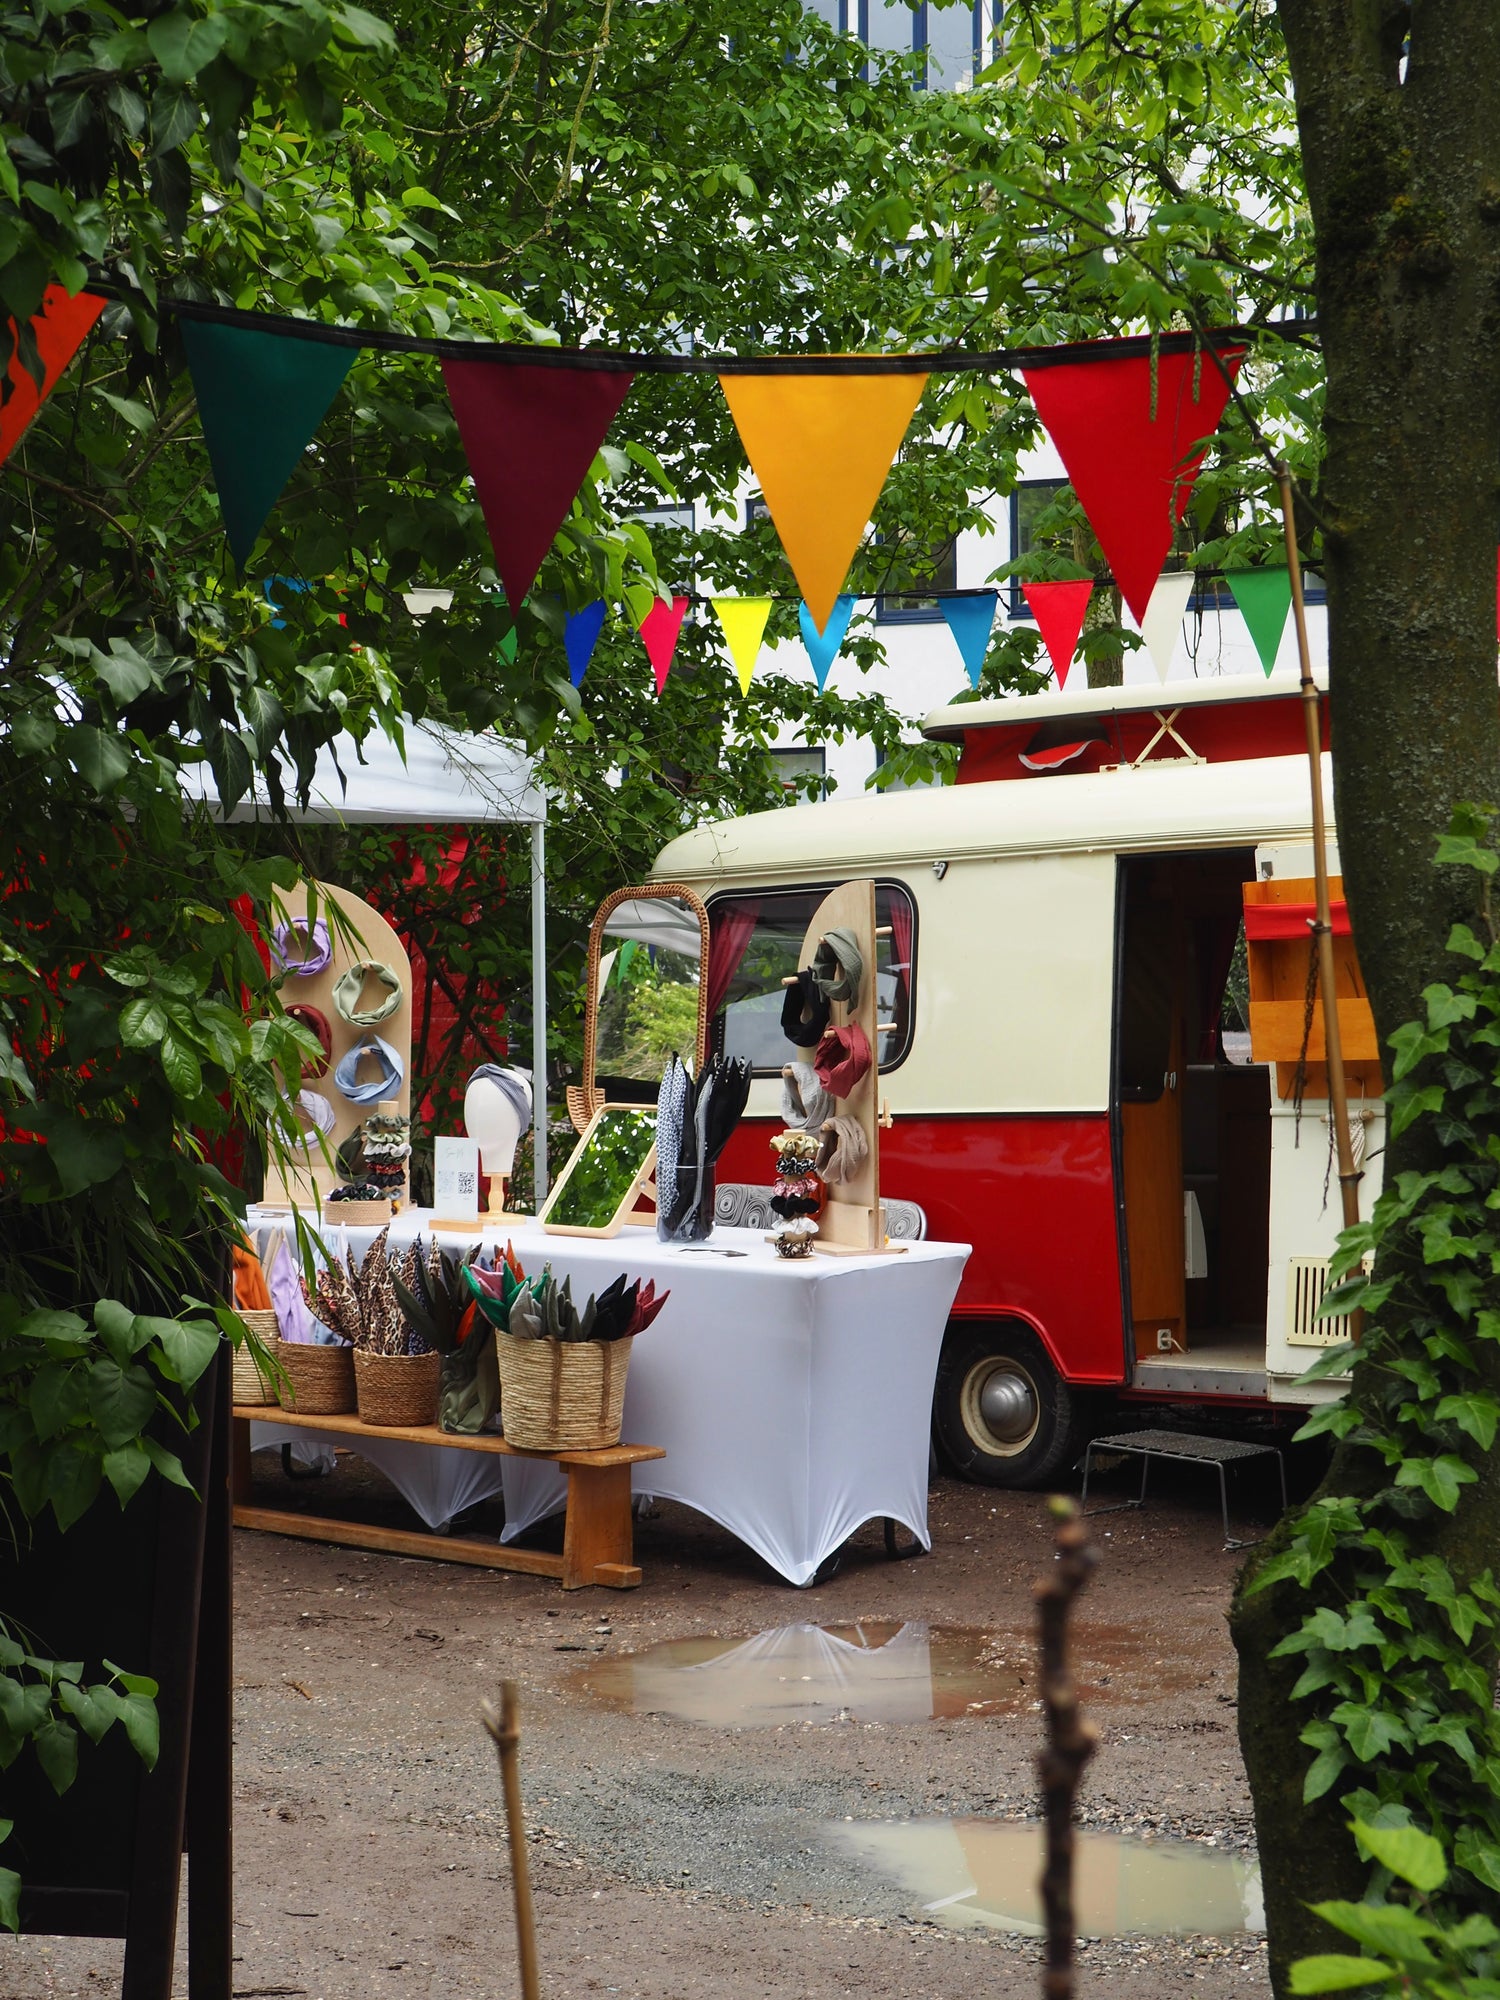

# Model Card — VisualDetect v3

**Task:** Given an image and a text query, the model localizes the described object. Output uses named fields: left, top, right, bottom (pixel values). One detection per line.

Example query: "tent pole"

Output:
left=530, top=819, right=548, bottom=1207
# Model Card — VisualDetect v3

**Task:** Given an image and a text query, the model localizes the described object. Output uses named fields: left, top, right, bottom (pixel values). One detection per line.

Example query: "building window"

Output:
left=875, top=532, right=959, bottom=623
left=632, top=505, right=695, bottom=534
left=708, top=882, right=917, bottom=1072
left=823, top=3, right=987, bottom=90
left=769, top=746, right=827, bottom=798
left=745, top=494, right=771, bottom=531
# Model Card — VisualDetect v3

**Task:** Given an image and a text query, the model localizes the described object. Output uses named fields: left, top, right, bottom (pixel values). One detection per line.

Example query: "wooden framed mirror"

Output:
left=568, top=884, right=712, bottom=1132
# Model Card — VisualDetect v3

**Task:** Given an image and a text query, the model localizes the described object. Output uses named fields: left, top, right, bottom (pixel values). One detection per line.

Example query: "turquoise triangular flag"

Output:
left=798, top=596, right=855, bottom=692
left=940, top=593, right=998, bottom=688
left=566, top=602, right=606, bottom=688
left=1226, top=568, right=1293, bottom=676
left=182, top=321, right=355, bottom=570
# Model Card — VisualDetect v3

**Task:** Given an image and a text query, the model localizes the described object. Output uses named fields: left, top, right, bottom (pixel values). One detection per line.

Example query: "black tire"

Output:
left=932, top=1320, right=1083, bottom=1489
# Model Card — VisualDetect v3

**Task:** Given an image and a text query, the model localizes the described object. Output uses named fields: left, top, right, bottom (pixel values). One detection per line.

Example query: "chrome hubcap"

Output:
left=960, top=1357, right=1040, bottom=1456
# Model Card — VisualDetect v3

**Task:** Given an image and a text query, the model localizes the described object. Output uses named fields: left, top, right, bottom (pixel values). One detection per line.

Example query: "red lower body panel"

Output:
left=715, top=1112, right=1127, bottom=1386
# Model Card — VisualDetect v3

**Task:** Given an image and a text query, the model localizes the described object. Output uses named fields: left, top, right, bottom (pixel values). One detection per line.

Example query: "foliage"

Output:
left=1290, top=1822, right=1500, bottom=1996
left=1243, top=817, right=1500, bottom=1925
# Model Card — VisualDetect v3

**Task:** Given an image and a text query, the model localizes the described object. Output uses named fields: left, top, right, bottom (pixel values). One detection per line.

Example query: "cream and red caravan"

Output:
left=650, top=671, right=1381, bottom=1488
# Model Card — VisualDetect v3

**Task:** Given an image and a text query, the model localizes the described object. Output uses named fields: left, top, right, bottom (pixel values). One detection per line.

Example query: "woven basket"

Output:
left=354, top=1348, right=441, bottom=1428
left=496, top=1335, right=634, bottom=1452
left=274, top=1337, right=356, bottom=1416
left=325, top=1197, right=394, bottom=1226
left=233, top=1309, right=281, bottom=1406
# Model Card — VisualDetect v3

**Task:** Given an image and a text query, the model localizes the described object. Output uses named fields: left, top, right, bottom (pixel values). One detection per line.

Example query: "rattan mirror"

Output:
left=569, top=884, right=712, bottom=1133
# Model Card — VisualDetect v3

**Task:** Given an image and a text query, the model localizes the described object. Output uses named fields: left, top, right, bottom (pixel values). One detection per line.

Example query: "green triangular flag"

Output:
left=182, top=320, right=355, bottom=570
left=1226, top=568, right=1293, bottom=676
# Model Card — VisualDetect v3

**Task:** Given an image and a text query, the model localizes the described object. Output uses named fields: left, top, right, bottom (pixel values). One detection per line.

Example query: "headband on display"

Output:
left=333, top=1035, right=405, bottom=1104
left=814, top=1113, right=869, bottom=1186
left=332, top=960, right=403, bottom=1026
left=271, top=916, right=333, bottom=977
left=295, top=1088, right=337, bottom=1136
left=285, top=1003, right=333, bottom=1078
left=780, top=1061, right=833, bottom=1133
left=813, top=1020, right=872, bottom=1099
left=467, top=1063, right=534, bottom=1137
left=780, top=968, right=830, bottom=1049
left=812, top=927, right=864, bottom=1010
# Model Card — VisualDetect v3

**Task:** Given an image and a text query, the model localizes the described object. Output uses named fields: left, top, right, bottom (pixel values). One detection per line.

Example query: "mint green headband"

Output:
left=332, top=960, right=402, bottom=1027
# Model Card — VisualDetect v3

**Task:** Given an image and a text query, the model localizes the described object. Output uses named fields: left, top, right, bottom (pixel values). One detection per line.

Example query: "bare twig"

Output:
left=1035, top=1497, right=1100, bottom=2000
left=482, top=1681, right=541, bottom=2000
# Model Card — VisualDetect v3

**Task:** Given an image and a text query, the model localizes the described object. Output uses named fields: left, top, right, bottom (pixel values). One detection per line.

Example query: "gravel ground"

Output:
left=0, top=1453, right=1282, bottom=1999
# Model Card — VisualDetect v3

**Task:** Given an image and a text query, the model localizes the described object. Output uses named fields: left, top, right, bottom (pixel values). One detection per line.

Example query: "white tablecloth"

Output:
left=247, top=1211, right=969, bottom=1586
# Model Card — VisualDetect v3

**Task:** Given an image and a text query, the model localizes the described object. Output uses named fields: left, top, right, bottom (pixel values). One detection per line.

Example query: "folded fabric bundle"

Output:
left=625, top=1279, right=670, bottom=1337
left=333, top=1034, right=405, bottom=1104
left=813, top=1020, right=872, bottom=1099
left=780, top=968, right=830, bottom=1050
left=814, top=1112, right=870, bottom=1186
left=232, top=1241, right=273, bottom=1311
left=656, top=1053, right=753, bottom=1241
left=780, top=1061, right=833, bottom=1132
left=271, top=916, right=333, bottom=977
left=812, top=927, right=863, bottom=1009
left=332, top=959, right=403, bottom=1027
left=591, top=1273, right=638, bottom=1344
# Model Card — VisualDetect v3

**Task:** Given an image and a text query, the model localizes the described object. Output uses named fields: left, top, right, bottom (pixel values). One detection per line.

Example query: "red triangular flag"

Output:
left=0, top=286, right=105, bottom=466
left=441, top=361, right=634, bottom=609
left=640, top=594, right=689, bottom=694
left=1022, top=347, right=1242, bottom=626
left=1021, top=580, right=1093, bottom=687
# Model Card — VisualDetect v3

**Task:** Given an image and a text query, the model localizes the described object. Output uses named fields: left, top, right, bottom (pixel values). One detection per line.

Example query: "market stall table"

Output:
left=245, top=1213, right=970, bottom=1587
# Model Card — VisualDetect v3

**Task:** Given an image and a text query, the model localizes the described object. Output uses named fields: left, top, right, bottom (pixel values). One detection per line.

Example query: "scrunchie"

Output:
left=285, top=1003, right=332, bottom=1078
left=780, top=1061, right=833, bottom=1133
left=295, top=1088, right=336, bottom=1136
left=332, top=960, right=403, bottom=1027
left=333, top=1035, right=404, bottom=1105
left=812, top=927, right=864, bottom=1010
left=813, top=1020, right=872, bottom=1099
left=271, top=917, right=333, bottom=977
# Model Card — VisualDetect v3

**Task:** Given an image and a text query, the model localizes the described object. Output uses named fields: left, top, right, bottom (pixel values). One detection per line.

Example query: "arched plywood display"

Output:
left=798, top=879, right=881, bottom=1253
left=261, top=880, right=413, bottom=1212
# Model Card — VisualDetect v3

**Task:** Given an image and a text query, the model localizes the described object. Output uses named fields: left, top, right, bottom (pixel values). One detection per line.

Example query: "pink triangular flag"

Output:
left=1021, top=580, right=1093, bottom=687
left=640, top=594, right=689, bottom=694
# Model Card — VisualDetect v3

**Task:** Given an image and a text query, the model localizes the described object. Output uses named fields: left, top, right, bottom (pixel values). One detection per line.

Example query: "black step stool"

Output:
left=1080, top=1428, right=1288, bottom=1550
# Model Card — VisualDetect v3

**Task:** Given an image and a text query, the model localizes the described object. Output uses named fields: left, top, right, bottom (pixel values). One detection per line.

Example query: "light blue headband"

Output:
left=333, top=1035, right=404, bottom=1105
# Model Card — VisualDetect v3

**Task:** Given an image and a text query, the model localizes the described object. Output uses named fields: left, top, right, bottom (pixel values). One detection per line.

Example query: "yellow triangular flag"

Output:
left=711, top=595, right=773, bottom=695
left=719, top=371, right=928, bottom=628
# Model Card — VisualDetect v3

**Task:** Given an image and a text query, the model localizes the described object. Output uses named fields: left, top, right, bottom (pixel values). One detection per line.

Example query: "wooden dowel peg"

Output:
left=780, top=975, right=801, bottom=988
left=874, top=926, right=892, bottom=938
left=874, top=1022, right=899, bottom=1034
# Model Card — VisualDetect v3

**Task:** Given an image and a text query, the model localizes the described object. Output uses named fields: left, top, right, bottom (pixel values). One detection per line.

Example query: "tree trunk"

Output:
left=1234, top=6, right=1500, bottom=1991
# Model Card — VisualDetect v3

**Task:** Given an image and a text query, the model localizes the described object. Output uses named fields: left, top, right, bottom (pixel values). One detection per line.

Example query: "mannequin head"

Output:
left=463, top=1067, right=533, bottom=1206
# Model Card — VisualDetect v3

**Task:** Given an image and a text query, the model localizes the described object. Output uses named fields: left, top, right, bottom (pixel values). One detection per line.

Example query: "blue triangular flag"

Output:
left=565, top=601, right=606, bottom=687
left=940, top=593, right=998, bottom=689
left=798, top=595, right=856, bottom=692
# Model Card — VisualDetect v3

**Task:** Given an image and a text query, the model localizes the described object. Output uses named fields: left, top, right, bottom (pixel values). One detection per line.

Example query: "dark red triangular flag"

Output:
left=441, top=361, right=634, bottom=610
left=1021, top=579, right=1093, bottom=688
left=1022, top=347, right=1242, bottom=626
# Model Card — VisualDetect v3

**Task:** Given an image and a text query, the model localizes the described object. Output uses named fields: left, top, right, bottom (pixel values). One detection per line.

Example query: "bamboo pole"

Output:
left=1276, top=470, right=1365, bottom=1337
left=483, top=1681, right=541, bottom=2000
left=1036, top=1498, right=1099, bottom=2000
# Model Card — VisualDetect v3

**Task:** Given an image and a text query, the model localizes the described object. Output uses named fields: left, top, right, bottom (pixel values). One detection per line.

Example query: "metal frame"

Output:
left=1080, top=1428, right=1289, bottom=1550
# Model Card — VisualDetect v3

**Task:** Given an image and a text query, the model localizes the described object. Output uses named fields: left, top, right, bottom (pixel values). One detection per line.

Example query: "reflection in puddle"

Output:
left=578, top=1618, right=1213, bottom=1729
left=828, top=1818, right=1263, bottom=1937
left=579, top=1622, right=1027, bottom=1727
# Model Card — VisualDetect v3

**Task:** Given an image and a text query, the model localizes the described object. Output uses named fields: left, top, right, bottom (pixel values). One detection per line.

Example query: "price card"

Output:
left=433, top=1136, right=482, bottom=1214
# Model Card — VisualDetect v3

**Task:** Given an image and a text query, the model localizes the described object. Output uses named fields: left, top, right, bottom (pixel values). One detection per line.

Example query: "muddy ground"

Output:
left=1, top=1449, right=1295, bottom=2000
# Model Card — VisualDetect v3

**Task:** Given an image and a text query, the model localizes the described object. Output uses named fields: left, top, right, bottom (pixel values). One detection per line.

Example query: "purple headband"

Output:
left=271, top=917, right=333, bottom=977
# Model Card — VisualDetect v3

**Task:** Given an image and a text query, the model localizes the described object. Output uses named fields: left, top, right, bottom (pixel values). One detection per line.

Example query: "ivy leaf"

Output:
left=1433, top=1391, right=1500, bottom=1450
left=1394, top=1454, right=1477, bottom=1513
left=1331, top=1704, right=1410, bottom=1762
left=1287, top=1956, right=1397, bottom=1994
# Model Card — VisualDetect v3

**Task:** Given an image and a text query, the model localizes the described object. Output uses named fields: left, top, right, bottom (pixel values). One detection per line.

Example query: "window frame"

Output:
left=707, top=878, right=920, bottom=1075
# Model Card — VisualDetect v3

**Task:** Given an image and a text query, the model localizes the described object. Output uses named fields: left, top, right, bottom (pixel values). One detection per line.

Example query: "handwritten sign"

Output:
left=433, top=1136, right=482, bottom=1213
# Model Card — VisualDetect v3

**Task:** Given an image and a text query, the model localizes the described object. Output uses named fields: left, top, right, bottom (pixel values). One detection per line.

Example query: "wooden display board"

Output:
left=262, top=880, right=414, bottom=1209
left=1243, top=875, right=1381, bottom=1103
left=799, top=880, right=882, bottom=1253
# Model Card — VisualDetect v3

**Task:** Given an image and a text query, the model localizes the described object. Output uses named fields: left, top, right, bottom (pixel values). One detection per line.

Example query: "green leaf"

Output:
left=1433, top=1391, right=1500, bottom=1450
left=1308, top=1900, right=1438, bottom=1965
left=86, top=1358, right=156, bottom=1449
left=64, top=723, right=131, bottom=793
left=1394, top=1454, right=1477, bottom=1512
left=147, top=1316, right=220, bottom=1388
left=57, top=1680, right=109, bottom=1745
left=146, top=11, right=228, bottom=83
left=33, top=1717, right=78, bottom=1796
left=159, top=1030, right=203, bottom=1099
left=1351, top=1821, right=1447, bottom=1893
left=44, top=1444, right=101, bottom=1530
left=102, top=1441, right=152, bottom=1506
left=116, top=1690, right=159, bottom=1768
left=1288, top=1957, right=1396, bottom=1994
left=119, top=998, right=168, bottom=1047
left=0, top=1865, right=18, bottom=1933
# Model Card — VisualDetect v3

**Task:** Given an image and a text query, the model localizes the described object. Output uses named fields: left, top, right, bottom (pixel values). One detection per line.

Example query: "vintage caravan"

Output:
left=643, top=670, right=1382, bottom=1488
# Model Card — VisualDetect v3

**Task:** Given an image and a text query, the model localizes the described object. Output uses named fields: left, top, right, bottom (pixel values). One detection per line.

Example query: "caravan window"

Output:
left=706, top=884, right=916, bottom=1073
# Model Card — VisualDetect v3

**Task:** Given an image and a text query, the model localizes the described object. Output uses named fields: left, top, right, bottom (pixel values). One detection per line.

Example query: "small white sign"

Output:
left=433, top=1136, right=482, bottom=1213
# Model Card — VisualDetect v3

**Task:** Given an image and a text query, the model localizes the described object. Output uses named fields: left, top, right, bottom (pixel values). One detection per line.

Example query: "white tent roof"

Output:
left=183, top=718, right=546, bottom=825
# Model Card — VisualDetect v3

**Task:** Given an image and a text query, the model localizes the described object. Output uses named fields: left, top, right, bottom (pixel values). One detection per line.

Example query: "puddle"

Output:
left=577, top=1618, right=1215, bottom=1729
left=828, top=1818, right=1263, bottom=1936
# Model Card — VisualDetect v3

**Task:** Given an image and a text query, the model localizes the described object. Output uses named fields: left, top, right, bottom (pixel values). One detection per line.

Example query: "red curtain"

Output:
left=705, top=900, right=761, bottom=1023
left=885, top=893, right=912, bottom=1007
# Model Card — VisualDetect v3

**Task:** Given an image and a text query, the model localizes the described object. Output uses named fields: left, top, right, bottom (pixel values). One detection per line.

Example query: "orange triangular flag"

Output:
left=719, top=370, right=927, bottom=628
left=0, top=287, right=105, bottom=466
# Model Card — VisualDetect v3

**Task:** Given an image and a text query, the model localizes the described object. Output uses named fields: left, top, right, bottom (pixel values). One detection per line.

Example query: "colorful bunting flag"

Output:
left=711, top=595, right=773, bottom=695
left=565, top=601, right=606, bottom=687
left=182, top=321, right=355, bottom=570
left=1137, top=572, right=1196, bottom=682
left=1020, top=580, right=1093, bottom=688
left=1226, top=568, right=1293, bottom=676
left=798, top=595, right=856, bottom=692
left=639, top=593, right=689, bottom=694
left=719, top=371, right=927, bottom=628
left=1, top=286, right=105, bottom=468
left=1021, top=346, right=1243, bottom=626
left=939, top=594, right=998, bottom=689
left=442, top=360, right=634, bottom=610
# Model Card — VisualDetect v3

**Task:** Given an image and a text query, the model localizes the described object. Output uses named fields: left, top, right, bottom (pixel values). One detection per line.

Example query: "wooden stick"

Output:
left=1035, top=1498, right=1099, bottom=2000
left=482, top=1682, right=541, bottom=2000
left=1277, top=468, right=1364, bottom=1340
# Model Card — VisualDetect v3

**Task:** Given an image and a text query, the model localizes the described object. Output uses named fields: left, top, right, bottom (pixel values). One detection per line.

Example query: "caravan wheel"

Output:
left=933, top=1321, right=1082, bottom=1489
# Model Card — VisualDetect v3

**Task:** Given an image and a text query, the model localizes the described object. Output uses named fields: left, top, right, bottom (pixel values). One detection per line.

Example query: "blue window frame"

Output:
left=827, top=2, right=988, bottom=89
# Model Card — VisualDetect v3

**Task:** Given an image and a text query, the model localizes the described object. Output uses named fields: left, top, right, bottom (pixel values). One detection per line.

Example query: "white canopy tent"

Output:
left=184, top=719, right=552, bottom=1200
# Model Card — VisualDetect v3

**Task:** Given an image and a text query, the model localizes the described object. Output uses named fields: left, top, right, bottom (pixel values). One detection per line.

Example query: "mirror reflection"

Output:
left=541, top=1106, right=658, bottom=1232
left=592, top=896, right=704, bottom=1102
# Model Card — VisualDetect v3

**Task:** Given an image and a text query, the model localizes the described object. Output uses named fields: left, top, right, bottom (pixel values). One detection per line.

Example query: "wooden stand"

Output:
left=799, top=881, right=882, bottom=1253
left=231, top=1408, right=663, bottom=1590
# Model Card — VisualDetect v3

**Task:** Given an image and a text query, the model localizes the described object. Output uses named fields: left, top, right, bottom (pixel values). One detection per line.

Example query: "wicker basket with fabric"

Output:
left=233, top=1309, right=281, bottom=1406
left=496, top=1334, right=634, bottom=1452
left=354, top=1347, right=441, bottom=1428
left=274, top=1338, right=356, bottom=1416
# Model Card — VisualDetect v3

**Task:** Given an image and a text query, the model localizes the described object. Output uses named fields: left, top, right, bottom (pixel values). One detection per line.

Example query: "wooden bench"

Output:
left=231, top=1407, right=664, bottom=1590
